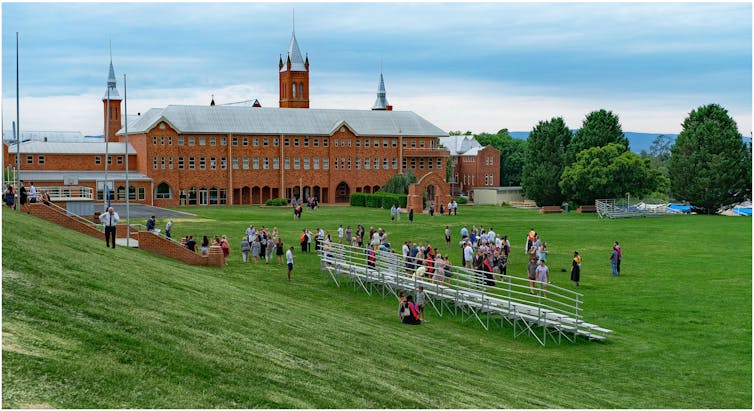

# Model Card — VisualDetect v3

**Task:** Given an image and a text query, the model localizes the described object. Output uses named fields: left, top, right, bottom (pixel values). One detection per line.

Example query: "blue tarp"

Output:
left=668, top=203, right=693, bottom=213
left=733, top=207, right=752, bottom=216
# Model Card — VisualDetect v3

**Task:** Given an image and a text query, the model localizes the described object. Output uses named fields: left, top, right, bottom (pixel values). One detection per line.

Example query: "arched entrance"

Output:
left=335, top=181, right=350, bottom=203
left=407, top=172, right=450, bottom=213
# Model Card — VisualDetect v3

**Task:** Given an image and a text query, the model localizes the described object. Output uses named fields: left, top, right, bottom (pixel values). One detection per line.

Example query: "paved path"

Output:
left=107, top=203, right=195, bottom=219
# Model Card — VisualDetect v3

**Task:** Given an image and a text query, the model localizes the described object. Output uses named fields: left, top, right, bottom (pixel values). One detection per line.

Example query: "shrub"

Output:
left=454, top=196, right=468, bottom=204
left=365, top=194, right=381, bottom=208
left=350, top=193, right=366, bottom=207
left=265, top=198, right=289, bottom=206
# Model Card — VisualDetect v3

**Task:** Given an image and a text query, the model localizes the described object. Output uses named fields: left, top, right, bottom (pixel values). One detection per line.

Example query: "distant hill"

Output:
left=509, top=131, right=677, bottom=154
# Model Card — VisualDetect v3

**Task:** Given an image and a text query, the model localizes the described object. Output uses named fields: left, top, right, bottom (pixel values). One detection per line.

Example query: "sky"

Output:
left=2, top=1, right=752, bottom=137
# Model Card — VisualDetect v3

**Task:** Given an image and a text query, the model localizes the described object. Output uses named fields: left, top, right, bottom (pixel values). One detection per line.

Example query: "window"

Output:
left=189, top=157, right=195, bottom=169
left=189, top=136, right=195, bottom=146
left=347, top=139, right=352, bottom=147
left=364, top=138, right=370, bottom=147
left=294, top=157, right=300, bottom=170
left=138, top=187, right=145, bottom=200
left=221, top=137, right=227, bottom=146
left=156, top=182, right=172, bottom=199
left=292, top=83, right=297, bottom=98
left=242, top=157, right=249, bottom=170
left=221, top=157, right=227, bottom=170
left=153, top=156, right=158, bottom=169
left=355, top=139, right=361, bottom=147
left=355, top=157, right=361, bottom=169
left=323, top=158, right=329, bottom=170
left=263, top=157, right=269, bottom=170
left=242, top=137, right=249, bottom=146
left=161, top=137, right=165, bottom=145
left=38, top=155, right=45, bottom=165
left=199, top=157, right=206, bottom=170
left=253, top=137, right=259, bottom=147
left=210, top=157, right=217, bottom=170
left=273, top=138, right=279, bottom=147
left=210, top=137, right=216, bottom=146
left=374, top=158, right=379, bottom=169
left=178, top=156, right=185, bottom=170
left=364, top=157, right=370, bottom=170
left=334, top=139, right=338, bottom=148
left=153, top=136, right=158, bottom=145
left=411, top=139, right=417, bottom=148
left=392, top=158, right=398, bottom=169
left=117, top=156, right=123, bottom=165
left=323, top=139, right=328, bottom=147
left=392, top=139, right=397, bottom=147
left=108, top=156, right=112, bottom=165
left=294, top=138, right=299, bottom=147
left=304, top=137, right=309, bottom=147
left=178, top=136, right=185, bottom=146
left=284, top=138, right=290, bottom=147
left=419, top=159, right=425, bottom=169
left=420, top=140, right=426, bottom=148
left=374, top=139, right=379, bottom=147
left=411, top=158, right=416, bottom=168
left=160, top=157, right=165, bottom=170
left=263, top=137, right=269, bottom=146
left=284, top=157, right=290, bottom=169
left=168, top=136, right=173, bottom=145
left=95, top=156, right=102, bottom=165
left=273, top=158, right=279, bottom=169
left=383, top=158, right=389, bottom=169
left=437, top=159, right=442, bottom=169
left=402, top=158, right=407, bottom=169
left=341, top=157, right=346, bottom=169
left=313, top=138, right=319, bottom=147
left=486, top=156, right=494, bottom=166
left=402, top=139, right=407, bottom=147
left=253, top=157, right=259, bottom=169
left=232, top=157, right=239, bottom=169
left=313, top=158, right=319, bottom=169
left=383, top=140, right=388, bottom=148
left=232, top=137, right=239, bottom=146
left=303, top=157, right=310, bottom=170
left=347, top=158, right=352, bottom=169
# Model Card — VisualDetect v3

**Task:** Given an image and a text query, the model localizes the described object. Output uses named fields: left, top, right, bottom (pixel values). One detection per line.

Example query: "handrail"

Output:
left=38, top=186, right=94, bottom=200
left=43, top=200, right=100, bottom=228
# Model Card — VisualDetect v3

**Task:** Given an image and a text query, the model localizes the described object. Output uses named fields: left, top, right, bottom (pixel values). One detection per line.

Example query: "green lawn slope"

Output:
left=2, top=206, right=751, bottom=408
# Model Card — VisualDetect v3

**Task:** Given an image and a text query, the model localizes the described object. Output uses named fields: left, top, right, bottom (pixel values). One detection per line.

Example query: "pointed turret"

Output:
left=281, top=30, right=307, bottom=72
left=102, top=60, right=121, bottom=101
left=372, top=72, right=390, bottom=110
left=102, top=55, right=122, bottom=142
left=279, top=19, right=310, bottom=108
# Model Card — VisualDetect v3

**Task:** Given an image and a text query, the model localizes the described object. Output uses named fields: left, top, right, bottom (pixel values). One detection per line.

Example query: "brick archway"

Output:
left=407, top=172, right=450, bottom=214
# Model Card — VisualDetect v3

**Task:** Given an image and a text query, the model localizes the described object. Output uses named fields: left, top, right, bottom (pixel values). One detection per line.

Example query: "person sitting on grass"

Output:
left=400, top=294, right=421, bottom=325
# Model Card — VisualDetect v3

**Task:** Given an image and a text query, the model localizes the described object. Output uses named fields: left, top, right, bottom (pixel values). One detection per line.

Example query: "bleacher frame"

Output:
left=319, top=242, right=612, bottom=346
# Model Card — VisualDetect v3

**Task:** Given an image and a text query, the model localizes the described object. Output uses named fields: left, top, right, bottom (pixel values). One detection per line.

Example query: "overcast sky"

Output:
left=2, top=1, right=752, bottom=136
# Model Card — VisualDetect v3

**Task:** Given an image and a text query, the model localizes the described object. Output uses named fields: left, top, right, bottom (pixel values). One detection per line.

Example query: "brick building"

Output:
left=5, top=27, right=451, bottom=211
left=439, top=135, right=501, bottom=199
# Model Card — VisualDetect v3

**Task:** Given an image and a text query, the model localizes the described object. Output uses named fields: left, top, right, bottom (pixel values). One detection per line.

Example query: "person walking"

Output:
left=614, top=241, right=622, bottom=275
left=99, top=207, right=120, bottom=249
left=19, top=182, right=29, bottom=213
left=536, top=259, right=550, bottom=297
left=408, top=208, right=414, bottom=223
left=444, top=225, right=451, bottom=247
left=28, top=181, right=37, bottom=204
left=241, top=236, right=251, bottom=263
left=164, top=219, right=173, bottom=240
left=571, top=251, right=582, bottom=286
left=146, top=215, right=156, bottom=232
left=286, top=246, right=295, bottom=281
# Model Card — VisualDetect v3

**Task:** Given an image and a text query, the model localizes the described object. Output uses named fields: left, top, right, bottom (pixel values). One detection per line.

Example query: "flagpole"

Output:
left=15, top=32, right=20, bottom=211
left=104, top=41, right=111, bottom=211
left=124, top=73, right=130, bottom=247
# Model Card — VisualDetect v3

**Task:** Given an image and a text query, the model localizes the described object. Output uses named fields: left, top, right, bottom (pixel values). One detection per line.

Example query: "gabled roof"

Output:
left=119, top=105, right=447, bottom=137
left=8, top=141, right=136, bottom=155
left=439, top=135, right=483, bottom=156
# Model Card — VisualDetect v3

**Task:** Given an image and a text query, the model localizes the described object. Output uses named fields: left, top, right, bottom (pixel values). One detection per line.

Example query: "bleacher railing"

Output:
left=319, top=241, right=612, bottom=345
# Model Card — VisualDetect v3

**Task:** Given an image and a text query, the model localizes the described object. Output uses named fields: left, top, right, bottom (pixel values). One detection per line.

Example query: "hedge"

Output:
left=349, top=192, right=407, bottom=209
left=265, top=198, right=289, bottom=206
left=350, top=192, right=366, bottom=207
left=454, top=196, right=468, bottom=205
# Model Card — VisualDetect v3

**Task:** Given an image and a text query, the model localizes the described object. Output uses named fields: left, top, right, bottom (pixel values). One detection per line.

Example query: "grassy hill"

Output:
left=2, top=206, right=751, bottom=408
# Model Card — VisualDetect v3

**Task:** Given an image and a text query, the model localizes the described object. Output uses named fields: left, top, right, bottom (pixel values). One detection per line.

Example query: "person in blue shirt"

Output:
left=460, top=226, right=469, bottom=239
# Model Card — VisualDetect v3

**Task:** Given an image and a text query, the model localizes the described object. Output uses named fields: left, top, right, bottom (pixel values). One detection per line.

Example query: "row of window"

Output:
left=96, top=186, right=146, bottom=201
left=152, top=155, right=444, bottom=171
left=16, top=155, right=128, bottom=166
left=461, top=173, right=495, bottom=186
left=152, top=135, right=436, bottom=149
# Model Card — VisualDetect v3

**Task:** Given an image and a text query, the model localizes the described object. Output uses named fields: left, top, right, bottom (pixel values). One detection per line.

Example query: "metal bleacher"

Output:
left=319, top=242, right=612, bottom=346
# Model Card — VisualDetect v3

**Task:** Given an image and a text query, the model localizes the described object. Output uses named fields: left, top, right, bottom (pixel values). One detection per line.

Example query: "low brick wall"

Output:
left=28, top=203, right=103, bottom=240
left=137, top=231, right=224, bottom=267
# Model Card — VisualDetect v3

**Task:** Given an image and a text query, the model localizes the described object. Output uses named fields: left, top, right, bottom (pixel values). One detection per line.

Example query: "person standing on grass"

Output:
left=28, top=182, right=37, bottom=203
left=201, top=235, right=209, bottom=255
left=527, top=256, right=538, bottom=294
left=614, top=241, right=622, bottom=275
left=345, top=225, right=352, bottom=245
left=99, top=206, right=120, bottom=249
left=337, top=224, right=344, bottom=244
left=241, top=236, right=251, bottom=263
left=444, top=225, right=451, bottom=247
left=286, top=246, right=295, bottom=281
left=408, top=208, right=414, bottom=223
left=571, top=251, right=582, bottom=286
left=251, top=235, right=261, bottom=263
left=164, top=219, right=173, bottom=240
left=19, top=182, right=29, bottom=213
left=536, top=259, right=550, bottom=297
left=610, top=245, right=619, bottom=277
left=4, top=185, right=15, bottom=209
left=275, top=237, right=284, bottom=264
left=416, top=286, right=427, bottom=322
left=220, top=235, right=230, bottom=264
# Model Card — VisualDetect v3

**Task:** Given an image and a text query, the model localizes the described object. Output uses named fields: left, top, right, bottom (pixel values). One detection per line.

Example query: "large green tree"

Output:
left=560, top=143, right=665, bottom=206
left=568, top=109, right=629, bottom=163
left=475, top=128, right=527, bottom=186
left=669, top=104, right=751, bottom=213
left=521, top=117, right=571, bottom=206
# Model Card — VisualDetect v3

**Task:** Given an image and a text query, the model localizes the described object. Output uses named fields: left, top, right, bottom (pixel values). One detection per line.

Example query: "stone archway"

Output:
left=407, top=172, right=450, bottom=214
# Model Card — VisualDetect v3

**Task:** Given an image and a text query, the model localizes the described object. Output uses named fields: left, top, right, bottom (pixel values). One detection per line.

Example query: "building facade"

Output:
left=5, top=28, right=451, bottom=211
left=439, top=135, right=501, bottom=199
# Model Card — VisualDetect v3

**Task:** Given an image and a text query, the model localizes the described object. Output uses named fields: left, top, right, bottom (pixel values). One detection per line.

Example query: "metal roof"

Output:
left=282, top=31, right=307, bottom=72
left=8, top=141, right=136, bottom=155
left=17, top=170, right=151, bottom=182
left=439, top=135, right=483, bottom=156
left=119, top=105, right=448, bottom=137
left=103, top=60, right=121, bottom=100
left=372, top=73, right=389, bottom=110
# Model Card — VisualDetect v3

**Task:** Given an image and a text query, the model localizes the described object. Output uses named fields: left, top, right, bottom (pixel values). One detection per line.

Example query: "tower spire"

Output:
left=372, top=69, right=389, bottom=110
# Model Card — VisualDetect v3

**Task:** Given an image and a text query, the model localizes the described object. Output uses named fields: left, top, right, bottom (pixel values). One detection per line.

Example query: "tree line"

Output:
left=449, top=103, right=751, bottom=214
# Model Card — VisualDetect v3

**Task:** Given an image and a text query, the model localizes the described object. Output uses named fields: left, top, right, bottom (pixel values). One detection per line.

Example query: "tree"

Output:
left=669, top=104, right=751, bottom=213
left=560, top=143, right=665, bottom=206
left=521, top=117, right=571, bottom=206
left=475, top=128, right=527, bottom=186
left=649, top=134, right=673, bottom=169
left=568, top=109, right=629, bottom=163
left=378, top=170, right=417, bottom=195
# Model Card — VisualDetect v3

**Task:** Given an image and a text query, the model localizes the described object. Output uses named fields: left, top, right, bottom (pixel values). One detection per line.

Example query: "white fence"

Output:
left=319, top=242, right=612, bottom=346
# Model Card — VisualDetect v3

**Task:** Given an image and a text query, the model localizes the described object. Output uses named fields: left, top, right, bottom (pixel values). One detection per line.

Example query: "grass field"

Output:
left=2, top=205, right=751, bottom=408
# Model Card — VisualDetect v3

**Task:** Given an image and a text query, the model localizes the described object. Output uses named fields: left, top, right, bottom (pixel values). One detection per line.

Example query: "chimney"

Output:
left=386, top=105, right=393, bottom=111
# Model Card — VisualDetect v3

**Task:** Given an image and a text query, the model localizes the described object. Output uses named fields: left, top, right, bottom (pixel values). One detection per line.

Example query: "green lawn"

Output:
left=2, top=205, right=751, bottom=408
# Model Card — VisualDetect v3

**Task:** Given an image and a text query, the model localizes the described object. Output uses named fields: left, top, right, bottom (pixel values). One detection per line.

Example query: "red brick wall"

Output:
left=7, top=153, right=137, bottom=171
left=137, top=231, right=222, bottom=266
left=279, top=68, right=309, bottom=108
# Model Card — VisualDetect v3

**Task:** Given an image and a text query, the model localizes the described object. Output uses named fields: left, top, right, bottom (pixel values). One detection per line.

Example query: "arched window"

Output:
left=299, top=82, right=304, bottom=99
left=292, top=83, right=297, bottom=99
left=156, top=182, right=172, bottom=199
